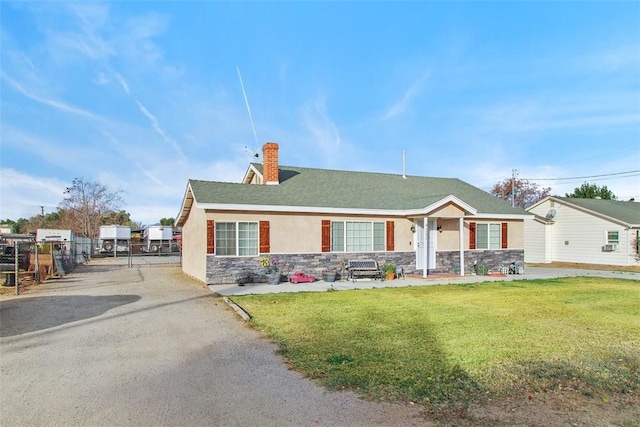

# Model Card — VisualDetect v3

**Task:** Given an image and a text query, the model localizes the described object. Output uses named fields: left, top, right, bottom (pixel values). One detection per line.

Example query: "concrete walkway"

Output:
left=211, top=266, right=639, bottom=296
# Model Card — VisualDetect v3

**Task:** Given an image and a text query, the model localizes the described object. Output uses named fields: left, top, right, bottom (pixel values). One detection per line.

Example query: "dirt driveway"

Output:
left=0, top=259, right=427, bottom=426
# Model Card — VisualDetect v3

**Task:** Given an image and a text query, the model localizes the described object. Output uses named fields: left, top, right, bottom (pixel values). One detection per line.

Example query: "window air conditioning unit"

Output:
left=602, top=244, right=618, bottom=252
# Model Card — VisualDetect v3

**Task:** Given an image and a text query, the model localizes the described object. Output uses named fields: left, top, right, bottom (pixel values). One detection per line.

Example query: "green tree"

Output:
left=159, top=217, right=174, bottom=226
left=0, top=218, right=29, bottom=234
left=11, top=218, right=29, bottom=234
left=491, top=178, right=551, bottom=209
left=566, top=182, right=616, bottom=200
left=100, top=210, right=132, bottom=226
left=59, top=177, right=124, bottom=237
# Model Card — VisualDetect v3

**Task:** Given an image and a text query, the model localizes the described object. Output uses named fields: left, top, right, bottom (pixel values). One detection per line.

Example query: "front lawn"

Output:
left=230, top=277, right=639, bottom=408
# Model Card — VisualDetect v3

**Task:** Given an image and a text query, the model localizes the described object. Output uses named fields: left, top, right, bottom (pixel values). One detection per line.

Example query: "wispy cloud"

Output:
left=300, top=95, right=342, bottom=162
left=579, top=44, right=640, bottom=73
left=1, top=126, right=75, bottom=169
left=134, top=161, right=169, bottom=189
left=1, top=72, right=102, bottom=120
left=114, top=72, right=130, bottom=95
left=135, top=99, right=187, bottom=162
left=0, top=168, right=67, bottom=219
left=471, top=96, right=640, bottom=135
left=383, top=73, right=429, bottom=120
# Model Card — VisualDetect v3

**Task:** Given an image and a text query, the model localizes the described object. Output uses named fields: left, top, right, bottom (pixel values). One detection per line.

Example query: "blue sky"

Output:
left=1, top=1, right=639, bottom=225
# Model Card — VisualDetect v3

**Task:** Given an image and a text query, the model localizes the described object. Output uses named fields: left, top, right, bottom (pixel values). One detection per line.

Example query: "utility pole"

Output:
left=511, top=169, right=519, bottom=208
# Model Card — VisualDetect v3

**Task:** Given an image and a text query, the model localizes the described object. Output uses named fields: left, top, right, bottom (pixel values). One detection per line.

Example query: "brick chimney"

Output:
left=262, top=142, right=279, bottom=185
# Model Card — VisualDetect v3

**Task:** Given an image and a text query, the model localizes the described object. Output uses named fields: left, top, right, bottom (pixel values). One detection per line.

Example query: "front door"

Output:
left=415, top=218, right=437, bottom=272
left=426, top=218, right=437, bottom=269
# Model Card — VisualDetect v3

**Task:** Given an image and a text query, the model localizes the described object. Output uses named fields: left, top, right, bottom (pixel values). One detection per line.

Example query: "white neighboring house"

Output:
left=525, top=196, right=640, bottom=266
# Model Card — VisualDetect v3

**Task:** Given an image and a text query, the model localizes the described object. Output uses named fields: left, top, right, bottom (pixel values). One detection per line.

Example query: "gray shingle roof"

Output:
left=187, top=164, right=525, bottom=215
left=555, top=197, right=640, bottom=226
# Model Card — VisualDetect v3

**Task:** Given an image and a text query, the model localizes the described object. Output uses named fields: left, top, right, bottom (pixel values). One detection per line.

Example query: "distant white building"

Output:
left=525, top=197, right=640, bottom=266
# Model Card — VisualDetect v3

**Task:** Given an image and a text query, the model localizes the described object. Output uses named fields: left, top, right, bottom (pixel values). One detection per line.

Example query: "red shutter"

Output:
left=207, top=220, right=215, bottom=254
left=259, top=221, right=270, bottom=253
left=501, top=222, right=508, bottom=249
left=469, top=222, right=476, bottom=250
left=321, top=220, right=331, bottom=252
left=386, top=221, right=395, bottom=251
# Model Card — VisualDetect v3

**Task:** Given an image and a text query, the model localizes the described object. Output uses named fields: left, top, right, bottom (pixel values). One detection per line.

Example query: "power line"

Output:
left=523, top=170, right=640, bottom=182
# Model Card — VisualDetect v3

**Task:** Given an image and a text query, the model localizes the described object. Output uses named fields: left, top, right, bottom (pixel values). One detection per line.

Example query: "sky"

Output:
left=1, top=1, right=639, bottom=226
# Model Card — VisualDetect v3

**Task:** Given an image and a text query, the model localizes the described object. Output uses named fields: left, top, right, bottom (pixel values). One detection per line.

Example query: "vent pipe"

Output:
left=402, top=150, right=407, bottom=179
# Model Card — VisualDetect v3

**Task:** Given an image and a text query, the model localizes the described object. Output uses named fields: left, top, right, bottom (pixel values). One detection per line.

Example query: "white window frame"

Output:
left=476, top=223, right=501, bottom=250
left=606, top=230, right=619, bottom=245
left=215, top=221, right=259, bottom=256
left=330, top=221, right=385, bottom=252
left=605, top=230, right=620, bottom=251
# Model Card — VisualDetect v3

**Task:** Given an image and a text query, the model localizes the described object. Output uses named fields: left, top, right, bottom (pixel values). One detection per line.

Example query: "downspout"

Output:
left=459, top=217, right=465, bottom=276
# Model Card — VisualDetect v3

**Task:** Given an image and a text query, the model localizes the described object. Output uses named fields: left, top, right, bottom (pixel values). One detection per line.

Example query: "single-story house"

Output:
left=175, top=142, right=531, bottom=284
left=525, top=196, right=640, bottom=266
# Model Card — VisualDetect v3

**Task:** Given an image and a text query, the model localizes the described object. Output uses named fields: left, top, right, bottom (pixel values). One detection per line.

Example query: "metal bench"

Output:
left=346, top=260, right=384, bottom=282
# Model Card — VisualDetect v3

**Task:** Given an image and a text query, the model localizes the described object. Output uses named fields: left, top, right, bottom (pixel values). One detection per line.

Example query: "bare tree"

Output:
left=491, top=178, right=551, bottom=209
left=59, top=178, right=124, bottom=237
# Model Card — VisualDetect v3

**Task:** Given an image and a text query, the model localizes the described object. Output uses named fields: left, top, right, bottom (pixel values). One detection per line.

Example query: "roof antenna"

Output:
left=237, top=66, right=260, bottom=158
left=402, top=150, right=407, bottom=179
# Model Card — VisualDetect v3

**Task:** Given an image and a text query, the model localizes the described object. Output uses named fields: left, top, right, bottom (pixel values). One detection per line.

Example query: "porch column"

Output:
left=423, top=217, right=428, bottom=278
left=459, top=217, right=465, bottom=276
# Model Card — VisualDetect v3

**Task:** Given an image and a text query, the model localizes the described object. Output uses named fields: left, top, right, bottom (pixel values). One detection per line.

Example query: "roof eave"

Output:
left=195, top=202, right=406, bottom=216
left=194, top=201, right=532, bottom=219
left=175, top=182, right=195, bottom=228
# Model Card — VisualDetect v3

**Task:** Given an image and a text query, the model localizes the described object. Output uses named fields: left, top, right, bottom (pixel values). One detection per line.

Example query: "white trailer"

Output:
left=142, top=225, right=173, bottom=253
left=99, top=225, right=131, bottom=253
left=36, top=229, right=75, bottom=244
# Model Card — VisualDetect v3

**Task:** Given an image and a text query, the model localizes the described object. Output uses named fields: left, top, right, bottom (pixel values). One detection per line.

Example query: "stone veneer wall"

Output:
left=205, top=251, right=415, bottom=285
left=205, top=249, right=525, bottom=284
left=435, top=249, right=524, bottom=274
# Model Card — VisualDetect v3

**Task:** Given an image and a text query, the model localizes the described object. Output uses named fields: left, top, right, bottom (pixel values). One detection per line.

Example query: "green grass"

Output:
left=231, top=277, right=640, bottom=406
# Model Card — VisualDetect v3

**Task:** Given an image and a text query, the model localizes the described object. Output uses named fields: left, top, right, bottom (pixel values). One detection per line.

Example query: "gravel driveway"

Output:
left=0, top=258, right=427, bottom=426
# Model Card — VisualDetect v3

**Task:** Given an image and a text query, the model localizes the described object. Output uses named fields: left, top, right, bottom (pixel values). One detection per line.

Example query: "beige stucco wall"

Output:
left=436, top=219, right=525, bottom=251
left=508, top=220, right=525, bottom=248
left=181, top=204, right=208, bottom=282
left=206, top=211, right=414, bottom=253
left=202, top=210, right=525, bottom=254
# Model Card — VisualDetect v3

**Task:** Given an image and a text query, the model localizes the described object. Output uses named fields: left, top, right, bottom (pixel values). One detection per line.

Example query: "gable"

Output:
left=528, top=196, right=640, bottom=227
left=426, top=201, right=467, bottom=218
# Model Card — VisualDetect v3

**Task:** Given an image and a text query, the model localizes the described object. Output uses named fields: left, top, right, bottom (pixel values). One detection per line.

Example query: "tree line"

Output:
left=491, top=180, right=622, bottom=209
left=3, top=177, right=173, bottom=238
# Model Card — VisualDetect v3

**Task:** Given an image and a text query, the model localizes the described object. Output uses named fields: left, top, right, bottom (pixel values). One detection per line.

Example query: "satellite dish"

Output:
left=545, top=208, right=557, bottom=220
